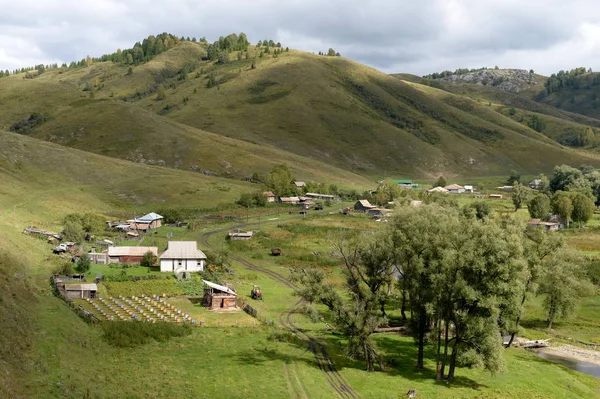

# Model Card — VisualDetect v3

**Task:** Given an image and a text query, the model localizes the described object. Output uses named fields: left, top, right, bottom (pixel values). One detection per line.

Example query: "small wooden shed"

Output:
left=63, top=283, right=98, bottom=299
left=203, top=280, right=237, bottom=310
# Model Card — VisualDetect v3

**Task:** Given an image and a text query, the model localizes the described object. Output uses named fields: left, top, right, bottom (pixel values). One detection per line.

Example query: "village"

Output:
left=26, top=174, right=571, bottom=331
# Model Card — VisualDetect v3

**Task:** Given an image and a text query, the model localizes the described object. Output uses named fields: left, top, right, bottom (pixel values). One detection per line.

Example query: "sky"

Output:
left=2, top=0, right=600, bottom=76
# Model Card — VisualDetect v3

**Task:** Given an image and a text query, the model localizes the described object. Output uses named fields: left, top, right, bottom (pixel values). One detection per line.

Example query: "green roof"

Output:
left=393, top=179, right=412, bottom=184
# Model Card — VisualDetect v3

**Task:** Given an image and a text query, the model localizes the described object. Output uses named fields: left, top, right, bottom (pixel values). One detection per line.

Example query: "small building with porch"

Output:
left=159, top=241, right=207, bottom=272
left=203, top=280, right=237, bottom=310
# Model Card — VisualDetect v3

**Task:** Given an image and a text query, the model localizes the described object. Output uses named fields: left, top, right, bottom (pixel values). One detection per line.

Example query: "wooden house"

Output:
left=63, top=283, right=98, bottom=299
left=159, top=241, right=207, bottom=272
left=128, top=212, right=163, bottom=231
left=354, top=200, right=376, bottom=212
left=203, top=280, right=237, bottom=310
left=107, top=246, right=158, bottom=264
left=263, top=191, right=276, bottom=202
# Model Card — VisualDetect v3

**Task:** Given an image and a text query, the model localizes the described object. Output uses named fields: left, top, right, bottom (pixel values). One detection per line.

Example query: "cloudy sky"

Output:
left=2, top=0, right=600, bottom=76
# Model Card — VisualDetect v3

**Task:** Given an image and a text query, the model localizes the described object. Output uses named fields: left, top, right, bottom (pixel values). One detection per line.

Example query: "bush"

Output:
left=76, top=254, right=91, bottom=273
left=140, top=251, right=157, bottom=267
left=101, top=321, right=192, bottom=347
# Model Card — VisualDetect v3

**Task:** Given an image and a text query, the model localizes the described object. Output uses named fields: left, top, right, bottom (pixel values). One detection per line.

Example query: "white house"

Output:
left=444, top=184, right=465, bottom=194
left=464, top=185, right=474, bottom=193
left=159, top=241, right=207, bottom=273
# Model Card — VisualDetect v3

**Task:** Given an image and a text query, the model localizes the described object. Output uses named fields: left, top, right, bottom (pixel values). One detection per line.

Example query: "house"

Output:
left=228, top=230, right=254, bottom=240
left=489, top=194, right=503, bottom=199
left=367, top=208, right=392, bottom=219
left=280, top=196, right=300, bottom=205
left=63, top=283, right=97, bottom=299
left=527, top=219, right=562, bottom=231
left=203, top=280, right=237, bottom=310
left=427, top=186, right=449, bottom=194
left=464, top=185, right=474, bottom=193
left=496, top=186, right=514, bottom=192
left=107, top=246, right=158, bottom=264
left=444, top=184, right=465, bottom=194
left=263, top=191, right=276, bottom=202
left=294, top=181, right=306, bottom=190
left=159, top=241, right=207, bottom=272
left=128, top=212, right=163, bottom=231
left=529, top=179, right=542, bottom=190
left=305, top=193, right=336, bottom=201
left=354, top=200, right=376, bottom=212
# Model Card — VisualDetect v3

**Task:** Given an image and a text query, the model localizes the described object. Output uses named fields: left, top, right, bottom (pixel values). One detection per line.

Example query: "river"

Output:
left=535, top=351, right=600, bottom=378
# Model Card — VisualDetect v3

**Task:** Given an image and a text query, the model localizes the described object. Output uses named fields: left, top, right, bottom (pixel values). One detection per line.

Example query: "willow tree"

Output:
left=292, top=233, right=394, bottom=372
left=389, top=206, right=525, bottom=380
left=539, top=248, right=594, bottom=329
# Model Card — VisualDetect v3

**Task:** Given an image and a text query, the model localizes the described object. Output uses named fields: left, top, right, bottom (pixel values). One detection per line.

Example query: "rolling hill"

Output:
left=2, top=37, right=600, bottom=180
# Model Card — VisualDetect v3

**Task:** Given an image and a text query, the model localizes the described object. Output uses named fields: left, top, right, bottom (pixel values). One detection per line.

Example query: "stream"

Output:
left=534, top=351, right=600, bottom=378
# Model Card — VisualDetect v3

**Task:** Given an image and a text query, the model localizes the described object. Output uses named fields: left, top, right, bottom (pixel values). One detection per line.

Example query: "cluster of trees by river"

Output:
left=293, top=204, right=596, bottom=380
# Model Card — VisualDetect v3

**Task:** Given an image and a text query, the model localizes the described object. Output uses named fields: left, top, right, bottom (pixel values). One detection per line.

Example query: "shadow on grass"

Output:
left=236, top=329, right=487, bottom=391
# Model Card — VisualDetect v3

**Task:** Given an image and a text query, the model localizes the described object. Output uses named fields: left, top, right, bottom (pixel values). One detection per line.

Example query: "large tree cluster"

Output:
left=293, top=204, right=594, bottom=380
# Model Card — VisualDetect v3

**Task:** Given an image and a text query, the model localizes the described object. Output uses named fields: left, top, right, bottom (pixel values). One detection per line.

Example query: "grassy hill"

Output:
left=399, top=71, right=600, bottom=152
left=3, top=41, right=600, bottom=179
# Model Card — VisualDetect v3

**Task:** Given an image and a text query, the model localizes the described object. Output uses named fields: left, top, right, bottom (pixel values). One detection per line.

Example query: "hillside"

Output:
left=3, top=40, right=600, bottom=178
left=533, top=70, right=600, bottom=120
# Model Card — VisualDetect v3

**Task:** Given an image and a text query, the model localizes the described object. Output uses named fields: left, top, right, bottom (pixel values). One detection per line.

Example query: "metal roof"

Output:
left=160, top=241, right=207, bottom=260
left=357, top=200, right=375, bottom=208
left=137, top=212, right=163, bottom=222
left=444, top=184, right=464, bottom=190
left=108, top=246, right=158, bottom=257
left=202, top=280, right=237, bottom=296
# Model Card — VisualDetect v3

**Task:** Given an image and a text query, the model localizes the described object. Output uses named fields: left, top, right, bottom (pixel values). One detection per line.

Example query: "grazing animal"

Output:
left=407, top=389, right=417, bottom=398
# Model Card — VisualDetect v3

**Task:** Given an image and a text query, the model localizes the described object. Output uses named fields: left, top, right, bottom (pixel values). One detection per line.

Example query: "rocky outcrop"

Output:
left=441, top=69, right=537, bottom=93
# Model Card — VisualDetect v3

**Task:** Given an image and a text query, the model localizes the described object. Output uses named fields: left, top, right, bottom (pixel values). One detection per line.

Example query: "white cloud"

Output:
left=1, top=0, right=600, bottom=75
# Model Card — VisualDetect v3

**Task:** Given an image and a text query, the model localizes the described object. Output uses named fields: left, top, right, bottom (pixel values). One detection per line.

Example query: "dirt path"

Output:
left=200, top=221, right=359, bottom=399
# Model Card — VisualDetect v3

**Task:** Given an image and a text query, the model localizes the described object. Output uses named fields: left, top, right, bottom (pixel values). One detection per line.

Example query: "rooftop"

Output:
left=160, top=241, right=207, bottom=260
left=108, top=246, right=158, bottom=257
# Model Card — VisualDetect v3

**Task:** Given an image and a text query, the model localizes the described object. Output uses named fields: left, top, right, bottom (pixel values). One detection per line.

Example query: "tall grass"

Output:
left=101, top=321, right=192, bottom=347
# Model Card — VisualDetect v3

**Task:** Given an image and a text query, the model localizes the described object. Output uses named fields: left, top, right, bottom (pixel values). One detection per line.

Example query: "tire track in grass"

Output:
left=200, top=223, right=359, bottom=399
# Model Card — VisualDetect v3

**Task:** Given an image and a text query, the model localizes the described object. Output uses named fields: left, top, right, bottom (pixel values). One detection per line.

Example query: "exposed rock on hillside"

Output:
left=441, top=69, right=537, bottom=92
